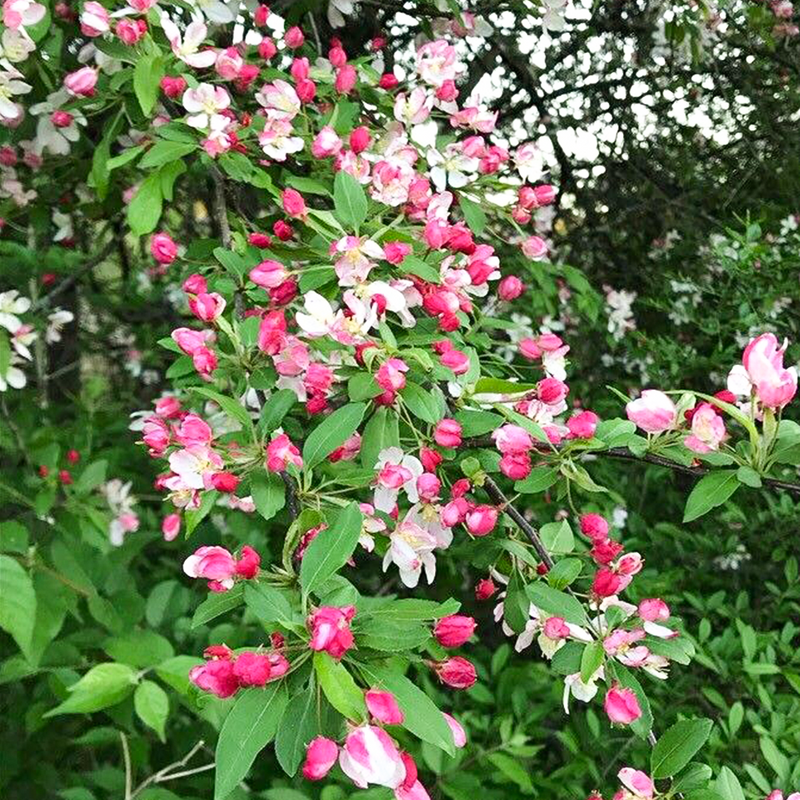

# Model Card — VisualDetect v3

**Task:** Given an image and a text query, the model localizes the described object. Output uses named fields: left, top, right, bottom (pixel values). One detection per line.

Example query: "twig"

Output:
left=280, top=471, right=300, bottom=519
left=483, top=476, right=553, bottom=568
left=1, top=397, right=31, bottom=467
left=120, top=732, right=132, bottom=800
left=307, top=10, right=322, bottom=53
left=130, top=740, right=208, bottom=799
left=210, top=167, right=242, bottom=317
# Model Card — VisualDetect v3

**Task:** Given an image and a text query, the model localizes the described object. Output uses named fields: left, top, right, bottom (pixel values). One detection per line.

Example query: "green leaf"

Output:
left=275, top=690, right=318, bottom=776
left=401, top=383, right=445, bottom=425
left=683, top=472, right=740, bottom=522
left=134, top=680, right=169, bottom=741
left=356, top=618, right=431, bottom=651
left=184, top=490, right=218, bottom=536
left=333, top=170, right=367, bottom=232
left=314, top=651, right=366, bottom=721
left=525, top=583, right=587, bottom=626
left=127, top=172, right=163, bottom=236
left=458, top=195, right=487, bottom=235
left=300, top=503, right=363, bottom=596
left=736, top=465, right=762, bottom=488
left=546, top=557, right=582, bottom=589
left=359, top=598, right=460, bottom=621
left=0, top=330, right=10, bottom=377
left=486, top=751, right=533, bottom=793
left=259, top=389, right=296, bottom=433
left=192, top=583, right=244, bottom=628
left=402, top=255, right=441, bottom=284
left=515, top=467, right=559, bottom=494
left=214, top=683, right=289, bottom=800
left=244, top=584, right=297, bottom=629
left=455, top=410, right=504, bottom=436
left=759, top=737, right=790, bottom=782
left=651, top=718, right=714, bottom=778
left=133, top=53, right=164, bottom=116
left=360, top=408, right=399, bottom=469
left=539, top=520, right=574, bottom=553
left=503, top=571, right=530, bottom=634
left=715, top=767, right=745, bottom=800
left=192, top=387, right=254, bottom=435
left=103, top=630, right=174, bottom=668
left=107, top=144, right=146, bottom=171
left=74, top=460, right=108, bottom=494
left=140, top=140, right=196, bottom=169
left=579, top=641, right=604, bottom=683
left=46, top=663, right=137, bottom=716
left=359, top=664, right=455, bottom=755
left=251, top=471, right=286, bottom=522
left=0, top=555, right=36, bottom=662
left=348, top=373, right=382, bottom=402
left=606, top=661, right=652, bottom=739
left=303, top=403, right=366, bottom=469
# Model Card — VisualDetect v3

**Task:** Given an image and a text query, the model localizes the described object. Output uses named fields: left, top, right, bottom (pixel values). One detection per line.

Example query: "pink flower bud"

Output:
left=183, top=546, right=237, bottom=586
left=436, top=79, right=459, bottom=102
left=475, top=577, right=496, bottom=600
left=334, top=64, right=357, bottom=94
left=116, top=18, right=146, bottom=45
left=543, top=616, right=570, bottom=639
left=465, top=505, right=497, bottom=536
left=235, top=545, right=261, bottom=579
left=282, top=188, right=307, bottom=219
left=189, top=659, right=239, bottom=698
left=188, top=292, right=226, bottom=322
left=419, top=446, right=442, bottom=472
left=592, top=568, right=622, bottom=598
left=308, top=605, right=356, bottom=659
left=434, top=657, right=477, bottom=689
left=434, top=614, right=476, bottom=647
left=161, top=513, right=181, bottom=541
left=499, top=452, right=531, bottom=480
left=150, top=232, right=177, bottom=265
left=521, top=235, right=548, bottom=260
left=534, top=184, right=556, bottom=205
left=266, top=433, right=303, bottom=472
left=350, top=125, right=371, bottom=154
left=416, top=472, right=441, bottom=502
left=441, top=498, right=468, bottom=527
left=51, top=110, right=73, bottom=128
left=182, top=274, right=207, bottom=295
left=161, top=75, right=187, bottom=98
left=259, top=37, right=277, bottom=60
left=210, top=472, right=240, bottom=493
left=64, top=67, right=98, bottom=97
left=498, top=275, right=524, bottom=301
left=232, top=651, right=273, bottom=686
left=638, top=598, right=670, bottom=622
left=365, top=689, right=405, bottom=724
left=302, top=737, right=339, bottom=781
left=538, top=377, right=569, bottom=405
left=580, top=513, right=609, bottom=541
left=311, top=125, right=343, bottom=158
left=290, top=57, right=310, bottom=81
left=329, top=46, right=347, bottom=68
left=249, top=232, right=272, bottom=248
left=440, top=348, right=470, bottom=375
left=604, top=685, right=642, bottom=725
left=433, top=418, right=462, bottom=448
left=250, top=259, right=288, bottom=288
left=379, top=73, right=399, bottom=89
left=625, top=390, right=677, bottom=434
left=284, top=25, right=305, bottom=48
left=253, top=3, right=269, bottom=24
left=273, top=220, right=294, bottom=241
left=295, top=77, right=316, bottom=102
left=566, top=410, right=599, bottom=439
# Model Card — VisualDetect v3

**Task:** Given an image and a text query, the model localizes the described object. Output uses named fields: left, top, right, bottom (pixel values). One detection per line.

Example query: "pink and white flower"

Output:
left=727, top=332, right=797, bottom=410
left=161, top=19, right=217, bottom=68
left=338, top=725, right=406, bottom=789
left=182, top=83, right=231, bottom=130
left=373, top=447, right=424, bottom=509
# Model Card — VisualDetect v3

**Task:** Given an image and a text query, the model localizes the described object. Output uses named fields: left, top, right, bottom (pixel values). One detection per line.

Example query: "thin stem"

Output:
left=120, top=733, right=132, bottom=800
left=483, top=476, right=554, bottom=568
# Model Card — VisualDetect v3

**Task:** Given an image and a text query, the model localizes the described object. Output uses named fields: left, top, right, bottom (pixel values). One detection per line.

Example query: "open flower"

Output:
left=182, top=83, right=231, bottom=130
left=161, top=19, right=216, bottom=68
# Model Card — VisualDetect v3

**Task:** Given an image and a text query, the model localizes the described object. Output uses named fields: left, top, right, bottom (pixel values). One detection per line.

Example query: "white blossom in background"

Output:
left=604, top=286, right=637, bottom=341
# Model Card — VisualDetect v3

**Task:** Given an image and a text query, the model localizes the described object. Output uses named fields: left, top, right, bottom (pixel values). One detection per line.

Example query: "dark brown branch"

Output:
left=280, top=471, right=300, bottom=519
left=483, top=476, right=554, bottom=568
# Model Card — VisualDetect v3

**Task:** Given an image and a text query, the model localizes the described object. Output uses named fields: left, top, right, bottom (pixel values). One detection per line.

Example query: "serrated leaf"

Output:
left=683, top=471, right=740, bottom=522
left=333, top=170, right=367, bottom=232
left=314, top=651, right=366, bottom=721
left=300, top=503, right=363, bottom=596
left=302, top=403, right=366, bottom=469
left=192, top=583, right=244, bottom=628
left=251, top=471, right=285, bottom=522
left=275, top=690, right=318, bottom=776
left=525, top=583, right=587, bottom=626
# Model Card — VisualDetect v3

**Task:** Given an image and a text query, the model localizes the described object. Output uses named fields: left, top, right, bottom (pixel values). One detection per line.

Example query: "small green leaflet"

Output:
left=458, top=194, right=487, bottom=235
left=250, top=471, right=285, bottom=522
left=133, top=53, right=164, bottom=116
left=45, top=663, right=138, bottom=716
left=525, top=583, right=588, bottom=626
left=313, top=651, right=366, bottom=721
left=650, top=718, right=713, bottom=778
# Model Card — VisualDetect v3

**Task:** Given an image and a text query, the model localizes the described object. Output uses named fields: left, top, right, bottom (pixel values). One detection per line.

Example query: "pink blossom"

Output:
left=308, top=605, right=356, bottom=659
left=350, top=126, right=372, bottom=154
left=434, top=614, right=476, bottom=647
left=465, top=505, right=497, bottom=536
left=728, top=332, right=797, bottom=409
left=329, top=433, right=362, bottom=463
left=303, top=737, right=339, bottom=781
left=366, top=689, right=405, bottom=724
left=266, top=434, right=303, bottom=472
left=592, top=568, right=623, bottom=598
left=188, top=292, right=226, bottom=322
left=416, top=472, right=441, bottom=502
left=183, top=546, right=237, bottom=589
left=383, top=241, right=411, bottom=264
left=117, top=18, right=147, bottom=45
left=475, top=577, right=496, bottom=600
left=80, top=1, right=109, bottom=36
left=232, top=652, right=273, bottom=686
left=284, top=25, right=304, bottom=48
left=416, top=40, right=460, bottom=87
left=339, top=725, right=406, bottom=789
left=617, top=768, right=654, bottom=800
left=626, top=390, right=677, bottom=433
left=492, top=424, right=534, bottom=454
left=638, top=598, right=669, bottom=622
left=580, top=513, right=609, bottom=540
left=335, top=65, right=357, bottom=94
left=376, top=358, right=409, bottom=396
left=499, top=452, right=532, bottom=480
left=282, top=188, right=307, bottom=219
left=684, top=403, right=725, bottom=454
left=312, top=126, right=343, bottom=158
left=604, top=685, right=642, bottom=725
left=567, top=411, right=599, bottom=439
left=142, top=416, right=170, bottom=455
left=543, top=616, right=570, bottom=639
